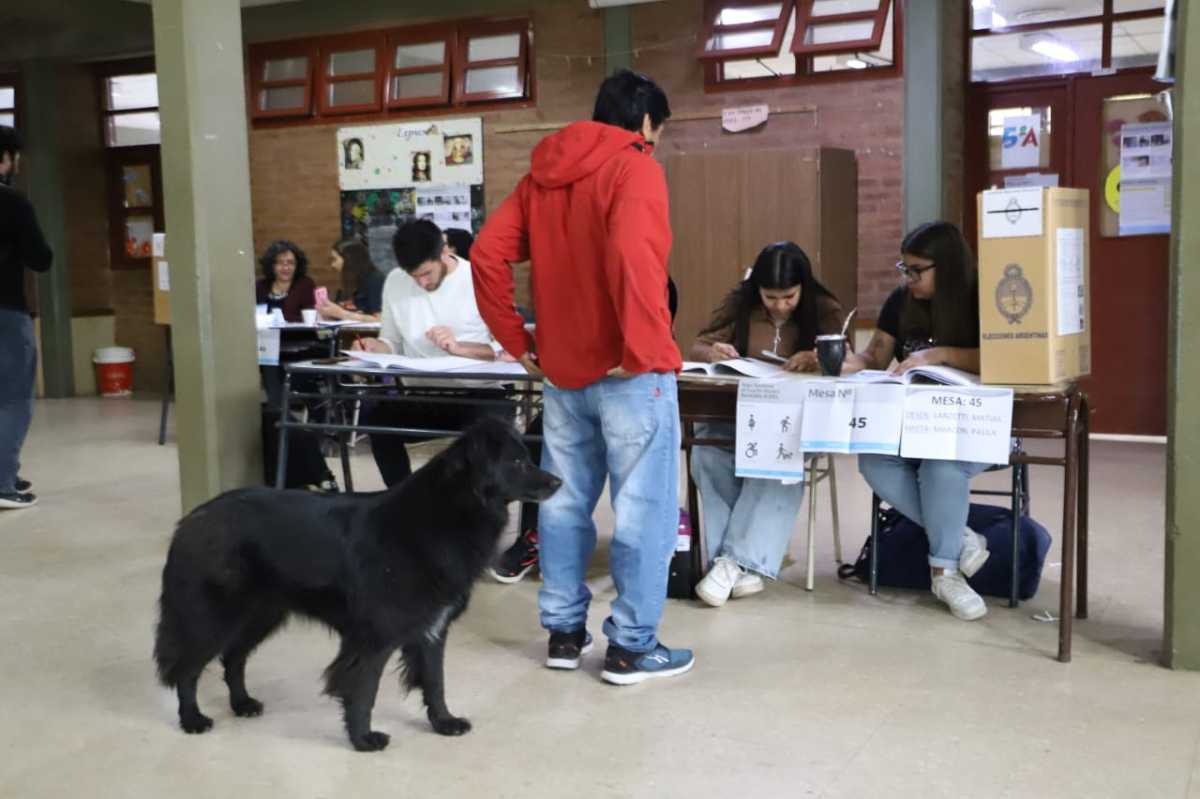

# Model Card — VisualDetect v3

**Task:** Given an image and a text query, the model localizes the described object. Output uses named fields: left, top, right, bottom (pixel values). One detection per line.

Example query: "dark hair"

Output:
left=444, top=228, right=474, bottom=261
left=343, top=138, right=364, bottom=164
left=392, top=219, right=444, bottom=273
left=332, top=237, right=376, bottom=299
left=898, top=222, right=978, bottom=346
left=700, top=242, right=837, bottom=355
left=0, top=126, right=22, bottom=161
left=592, top=69, right=671, bottom=133
left=259, top=240, right=308, bottom=282
left=667, top=276, right=678, bottom=322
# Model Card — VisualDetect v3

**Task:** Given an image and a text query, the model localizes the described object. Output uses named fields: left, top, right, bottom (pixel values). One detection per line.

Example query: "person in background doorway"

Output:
left=688, top=242, right=843, bottom=606
left=316, top=238, right=384, bottom=322
left=443, top=228, right=474, bottom=262
left=0, top=126, right=53, bottom=509
left=255, top=240, right=315, bottom=323
left=842, top=221, right=991, bottom=621
left=471, top=70, right=692, bottom=686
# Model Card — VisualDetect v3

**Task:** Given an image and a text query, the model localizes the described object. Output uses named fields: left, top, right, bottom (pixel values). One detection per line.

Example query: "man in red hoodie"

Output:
left=472, top=70, right=692, bottom=685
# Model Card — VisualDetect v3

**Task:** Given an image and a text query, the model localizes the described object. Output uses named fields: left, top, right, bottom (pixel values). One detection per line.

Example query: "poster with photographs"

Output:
left=336, top=117, right=483, bottom=191
left=339, top=185, right=485, bottom=273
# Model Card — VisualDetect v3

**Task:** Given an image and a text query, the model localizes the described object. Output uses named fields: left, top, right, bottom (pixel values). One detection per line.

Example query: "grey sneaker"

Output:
left=0, top=492, right=37, bottom=510
left=931, top=571, right=987, bottom=621
left=601, top=643, right=695, bottom=686
left=959, top=529, right=990, bottom=578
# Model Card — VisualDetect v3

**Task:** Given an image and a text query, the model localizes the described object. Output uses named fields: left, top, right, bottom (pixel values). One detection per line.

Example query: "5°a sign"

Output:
left=1001, top=114, right=1042, bottom=169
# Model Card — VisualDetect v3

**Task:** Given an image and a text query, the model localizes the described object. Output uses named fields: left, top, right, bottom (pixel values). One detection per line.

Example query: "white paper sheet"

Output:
left=982, top=187, right=1043, bottom=238
left=1004, top=173, right=1058, bottom=189
left=1056, top=228, right=1085, bottom=336
left=156, top=261, right=169, bottom=292
left=152, top=232, right=165, bottom=258
left=1000, top=114, right=1042, bottom=169
left=257, top=329, right=280, bottom=366
left=735, top=379, right=807, bottom=481
left=899, top=387, right=1014, bottom=465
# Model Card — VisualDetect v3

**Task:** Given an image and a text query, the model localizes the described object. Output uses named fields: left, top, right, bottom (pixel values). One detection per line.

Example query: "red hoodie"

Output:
left=471, top=121, right=681, bottom=390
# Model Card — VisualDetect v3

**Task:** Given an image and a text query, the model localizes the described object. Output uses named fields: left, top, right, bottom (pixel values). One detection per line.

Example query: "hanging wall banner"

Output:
left=337, top=117, right=484, bottom=191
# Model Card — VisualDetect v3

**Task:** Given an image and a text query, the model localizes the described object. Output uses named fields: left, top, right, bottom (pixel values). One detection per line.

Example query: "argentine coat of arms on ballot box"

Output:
left=995, top=264, right=1033, bottom=324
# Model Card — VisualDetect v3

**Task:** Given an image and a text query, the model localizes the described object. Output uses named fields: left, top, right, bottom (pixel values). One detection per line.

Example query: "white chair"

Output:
left=803, top=453, right=843, bottom=591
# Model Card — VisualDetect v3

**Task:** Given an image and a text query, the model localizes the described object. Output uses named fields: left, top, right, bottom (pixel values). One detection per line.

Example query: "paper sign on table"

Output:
left=735, top=378, right=806, bottom=481
left=257, top=328, right=281, bottom=366
left=899, top=386, right=1014, bottom=465
left=799, top=380, right=855, bottom=453
left=847, top=383, right=906, bottom=455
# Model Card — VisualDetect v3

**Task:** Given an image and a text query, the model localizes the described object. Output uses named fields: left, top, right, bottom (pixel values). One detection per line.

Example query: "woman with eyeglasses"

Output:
left=842, top=221, right=991, bottom=622
left=689, top=241, right=844, bottom=607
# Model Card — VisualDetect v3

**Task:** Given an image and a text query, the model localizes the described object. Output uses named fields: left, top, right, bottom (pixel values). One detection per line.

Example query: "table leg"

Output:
left=1010, top=463, right=1022, bottom=608
left=869, top=493, right=880, bottom=596
left=685, top=432, right=703, bottom=597
left=158, top=326, right=172, bottom=446
left=1057, top=397, right=1081, bottom=663
left=274, top=371, right=292, bottom=490
left=1076, top=395, right=1090, bottom=620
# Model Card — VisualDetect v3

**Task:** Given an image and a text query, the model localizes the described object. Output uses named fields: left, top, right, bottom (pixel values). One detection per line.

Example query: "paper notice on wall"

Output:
left=1056, top=228, right=1085, bottom=336
left=1119, top=121, right=1172, bottom=235
left=257, top=328, right=281, bottom=366
left=337, top=117, right=483, bottom=191
left=735, top=379, right=806, bottom=481
left=152, top=233, right=165, bottom=258
left=1004, top=173, right=1059, bottom=189
left=415, top=185, right=473, bottom=231
left=899, top=387, right=1014, bottom=465
left=1000, top=114, right=1042, bottom=169
left=982, top=187, right=1043, bottom=238
left=156, top=260, right=170, bottom=292
left=722, top=104, right=769, bottom=133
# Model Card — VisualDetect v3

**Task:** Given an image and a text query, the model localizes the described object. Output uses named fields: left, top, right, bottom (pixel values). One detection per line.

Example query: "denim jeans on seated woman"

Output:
left=537, top=372, right=680, bottom=654
left=690, top=422, right=806, bottom=580
left=858, top=453, right=990, bottom=570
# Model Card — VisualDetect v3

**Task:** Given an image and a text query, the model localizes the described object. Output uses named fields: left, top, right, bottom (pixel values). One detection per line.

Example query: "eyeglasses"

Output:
left=895, top=260, right=936, bottom=281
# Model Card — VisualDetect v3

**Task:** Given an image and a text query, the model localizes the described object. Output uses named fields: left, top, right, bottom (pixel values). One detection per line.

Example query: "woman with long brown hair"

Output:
left=316, top=238, right=384, bottom=322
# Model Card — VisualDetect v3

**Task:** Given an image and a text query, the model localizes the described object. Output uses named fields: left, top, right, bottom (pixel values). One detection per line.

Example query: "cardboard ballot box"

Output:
left=976, top=187, right=1091, bottom=385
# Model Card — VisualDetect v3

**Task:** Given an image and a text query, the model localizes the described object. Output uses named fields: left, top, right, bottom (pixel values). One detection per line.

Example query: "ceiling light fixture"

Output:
left=1028, top=35, right=1079, bottom=62
left=845, top=58, right=868, bottom=69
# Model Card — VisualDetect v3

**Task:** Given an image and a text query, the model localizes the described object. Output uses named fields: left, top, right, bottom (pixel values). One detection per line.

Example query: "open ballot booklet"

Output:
left=681, top=358, right=788, bottom=380
left=845, top=365, right=980, bottom=387
left=341, top=351, right=529, bottom=376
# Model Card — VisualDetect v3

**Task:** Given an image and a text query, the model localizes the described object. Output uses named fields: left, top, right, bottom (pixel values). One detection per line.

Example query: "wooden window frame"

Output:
left=316, top=31, right=386, bottom=117
left=105, top=145, right=165, bottom=271
left=248, top=40, right=317, bottom=121
left=969, top=2, right=1166, bottom=77
left=455, top=18, right=531, bottom=104
left=705, top=0, right=902, bottom=91
left=95, top=58, right=161, bottom=149
left=0, top=73, right=17, bottom=130
left=792, top=0, right=891, bottom=57
left=385, top=24, right=454, bottom=109
left=697, top=0, right=795, bottom=62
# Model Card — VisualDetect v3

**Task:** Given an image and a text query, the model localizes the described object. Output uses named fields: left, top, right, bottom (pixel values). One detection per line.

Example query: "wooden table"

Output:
left=676, top=377, right=1090, bottom=663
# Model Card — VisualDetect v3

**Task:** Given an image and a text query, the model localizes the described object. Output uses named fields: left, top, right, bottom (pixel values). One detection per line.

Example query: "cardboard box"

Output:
left=151, top=233, right=170, bottom=326
left=976, top=187, right=1091, bottom=385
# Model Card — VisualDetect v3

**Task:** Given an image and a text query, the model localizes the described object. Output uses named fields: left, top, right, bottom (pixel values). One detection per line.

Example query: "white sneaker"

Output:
left=932, top=571, right=987, bottom=620
left=959, top=529, right=990, bottom=578
left=695, top=557, right=743, bottom=607
left=731, top=571, right=764, bottom=598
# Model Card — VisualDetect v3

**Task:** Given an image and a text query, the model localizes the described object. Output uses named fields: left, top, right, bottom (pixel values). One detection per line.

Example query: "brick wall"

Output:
left=630, top=0, right=905, bottom=319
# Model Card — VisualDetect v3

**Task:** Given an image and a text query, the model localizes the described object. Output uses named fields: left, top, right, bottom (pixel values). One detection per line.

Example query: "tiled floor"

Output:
left=1, top=398, right=1193, bottom=798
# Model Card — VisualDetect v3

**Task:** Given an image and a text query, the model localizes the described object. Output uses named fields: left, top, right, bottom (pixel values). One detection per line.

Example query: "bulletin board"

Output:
left=337, top=118, right=485, bottom=272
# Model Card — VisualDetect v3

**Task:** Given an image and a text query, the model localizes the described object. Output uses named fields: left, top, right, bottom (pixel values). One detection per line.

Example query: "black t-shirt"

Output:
left=0, top=185, right=53, bottom=313
left=876, top=286, right=979, bottom=362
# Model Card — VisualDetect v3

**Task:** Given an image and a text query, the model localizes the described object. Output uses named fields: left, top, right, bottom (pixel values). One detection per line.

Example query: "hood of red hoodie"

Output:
left=530, top=121, right=645, bottom=189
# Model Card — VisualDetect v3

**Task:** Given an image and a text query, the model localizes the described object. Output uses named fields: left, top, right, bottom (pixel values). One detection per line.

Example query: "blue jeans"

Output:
left=690, top=423, right=806, bottom=579
left=858, top=454, right=989, bottom=569
left=538, top=372, right=680, bottom=653
left=0, top=309, right=36, bottom=494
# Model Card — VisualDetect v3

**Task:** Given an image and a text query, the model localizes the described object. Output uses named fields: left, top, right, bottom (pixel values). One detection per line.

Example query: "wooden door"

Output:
left=1070, top=72, right=1170, bottom=435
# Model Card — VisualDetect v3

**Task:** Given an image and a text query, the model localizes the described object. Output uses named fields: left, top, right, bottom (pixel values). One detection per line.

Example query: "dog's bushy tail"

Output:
left=154, top=596, right=184, bottom=687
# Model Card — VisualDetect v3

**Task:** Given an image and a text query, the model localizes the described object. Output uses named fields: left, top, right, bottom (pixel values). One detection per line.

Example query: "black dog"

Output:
left=153, top=418, right=559, bottom=751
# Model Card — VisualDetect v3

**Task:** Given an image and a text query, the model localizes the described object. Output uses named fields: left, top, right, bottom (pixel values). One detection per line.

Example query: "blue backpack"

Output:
left=838, top=503, right=1053, bottom=600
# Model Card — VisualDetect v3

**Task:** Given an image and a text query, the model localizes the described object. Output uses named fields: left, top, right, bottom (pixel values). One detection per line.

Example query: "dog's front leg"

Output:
left=415, top=636, right=471, bottom=736
left=324, top=645, right=393, bottom=752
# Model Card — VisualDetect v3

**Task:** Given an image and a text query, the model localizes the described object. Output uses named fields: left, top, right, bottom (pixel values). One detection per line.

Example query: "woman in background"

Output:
left=317, top=238, right=384, bottom=322
left=689, top=242, right=843, bottom=607
left=255, top=240, right=315, bottom=322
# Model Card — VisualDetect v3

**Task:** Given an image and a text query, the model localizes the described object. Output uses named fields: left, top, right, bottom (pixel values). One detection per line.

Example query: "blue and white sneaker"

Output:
left=600, top=643, right=695, bottom=685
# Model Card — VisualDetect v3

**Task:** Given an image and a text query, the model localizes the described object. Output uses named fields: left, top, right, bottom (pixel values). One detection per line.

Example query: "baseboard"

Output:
left=1089, top=433, right=1167, bottom=444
